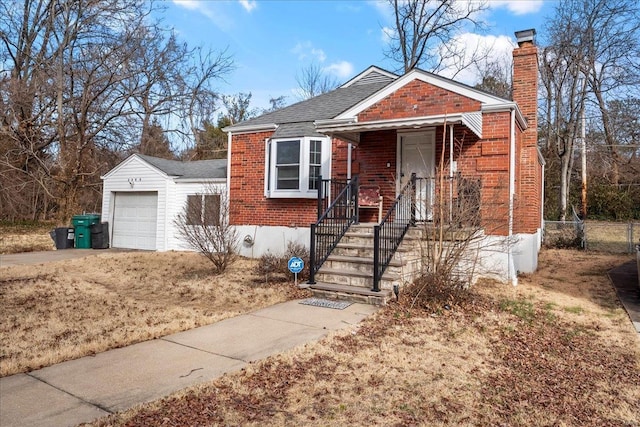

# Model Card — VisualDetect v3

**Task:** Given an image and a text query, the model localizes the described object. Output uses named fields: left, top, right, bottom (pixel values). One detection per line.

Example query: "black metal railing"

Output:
left=372, top=173, right=416, bottom=292
left=317, top=178, right=351, bottom=219
left=309, top=175, right=359, bottom=284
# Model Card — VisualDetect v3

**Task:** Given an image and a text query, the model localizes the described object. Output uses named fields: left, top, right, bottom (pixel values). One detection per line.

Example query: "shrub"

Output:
left=253, top=241, right=310, bottom=283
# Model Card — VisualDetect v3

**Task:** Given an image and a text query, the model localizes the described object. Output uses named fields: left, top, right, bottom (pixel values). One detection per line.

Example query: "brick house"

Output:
left=224, top=30, right=543, bottom=299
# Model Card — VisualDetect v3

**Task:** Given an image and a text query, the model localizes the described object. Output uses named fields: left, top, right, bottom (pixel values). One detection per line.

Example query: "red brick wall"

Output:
left=229, top=132, right=349, bottom=227
left=358, top=79, right=481, bottom=121
left=512, top=40, right=541, bottom=234
left=230, top=64, right=538, bottom=237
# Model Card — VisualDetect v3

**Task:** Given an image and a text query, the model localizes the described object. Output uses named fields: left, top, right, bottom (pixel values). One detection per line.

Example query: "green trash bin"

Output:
left=72, top=214, right=101, bottom=249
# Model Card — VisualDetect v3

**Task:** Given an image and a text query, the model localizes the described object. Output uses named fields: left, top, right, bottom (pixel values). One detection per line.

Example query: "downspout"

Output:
left=540, top=153, right=545, bottom=249
left=509, top=109, right=517, bottom=286
left=226, top=131, right=232, bottom=212
left=347, top=142, right=352, bottom=180
left=164, top=178, right=170, bottom=251
left=449, top=124, right=454, bottom=223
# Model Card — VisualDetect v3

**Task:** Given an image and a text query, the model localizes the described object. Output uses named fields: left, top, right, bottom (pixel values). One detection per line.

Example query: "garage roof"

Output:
left=137, top=154, right=226, bottom=179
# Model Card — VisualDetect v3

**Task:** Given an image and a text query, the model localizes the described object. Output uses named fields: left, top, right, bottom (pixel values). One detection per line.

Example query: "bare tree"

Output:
left=384, top=0, right=488, bottom=74
left=173, top=189, right=239, bottom=274
left=539, top=43, right=587, bottom=221
left=295, top=63, right=338, bottom=100
left=0, top=0, right=233, bottom=221
left=474, top=58, right=512, bottom=99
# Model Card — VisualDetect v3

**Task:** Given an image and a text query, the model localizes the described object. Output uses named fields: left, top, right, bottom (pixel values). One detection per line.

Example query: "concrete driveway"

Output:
left=0, top=248, right=135, bottom=267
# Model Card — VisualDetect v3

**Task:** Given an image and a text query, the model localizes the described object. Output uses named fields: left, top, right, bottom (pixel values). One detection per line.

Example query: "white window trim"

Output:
left=264, top=136, right=331, bottom=199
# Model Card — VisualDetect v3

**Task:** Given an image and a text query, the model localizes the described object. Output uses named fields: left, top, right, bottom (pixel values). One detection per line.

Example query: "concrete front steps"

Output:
left=309, top=223, right=423, bottom=306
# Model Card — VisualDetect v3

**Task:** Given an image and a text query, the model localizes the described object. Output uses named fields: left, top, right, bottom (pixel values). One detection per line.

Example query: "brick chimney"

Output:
left=512, top=29, right=538, bottom=129
left=512, top=28, right=542, bottom=235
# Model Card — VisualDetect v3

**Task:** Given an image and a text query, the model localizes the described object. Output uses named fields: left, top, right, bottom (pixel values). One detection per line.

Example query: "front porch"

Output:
left=308, top=172, right=485, bottom=306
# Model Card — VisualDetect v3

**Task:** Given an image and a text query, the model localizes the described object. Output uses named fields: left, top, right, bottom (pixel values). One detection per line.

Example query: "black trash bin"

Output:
left=50, top=227, right=75, bottom=249
left=90, top=222, right=109, bottom=249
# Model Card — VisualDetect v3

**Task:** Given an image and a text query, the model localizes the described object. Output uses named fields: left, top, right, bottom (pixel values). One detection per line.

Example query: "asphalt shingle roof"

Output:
left=137, top=154, right=226, bottom=179
left=226, top=80, right=392, bottom=131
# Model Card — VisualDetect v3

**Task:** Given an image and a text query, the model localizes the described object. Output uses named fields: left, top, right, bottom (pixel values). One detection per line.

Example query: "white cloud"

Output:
left=238, top=0, right=257, bottom=13
left=311, top=48, right=327, bottom=63
left=173, top=0, right=201, bottom=11
left=436, top=32, right=514, bottom=85
left=172, top=0, right=232, bottom=30
left=489, top=0, right=544, bottom=15
left=291, top=41, right=327, bottom=62
left=323, top=61, right=355, bottom=79
left=381, top=26, right=396, bottom=45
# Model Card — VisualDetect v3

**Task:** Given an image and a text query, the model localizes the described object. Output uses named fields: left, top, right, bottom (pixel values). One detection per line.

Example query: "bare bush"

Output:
left=254, top=241, right=310, bottom=283
left=174, top=190, right=238, bottom=274
left=408, top=123, right=511, bottom=308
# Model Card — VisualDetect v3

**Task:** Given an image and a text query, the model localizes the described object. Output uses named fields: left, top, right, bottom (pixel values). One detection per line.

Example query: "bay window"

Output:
left=265, top=136, right=331, bottom=198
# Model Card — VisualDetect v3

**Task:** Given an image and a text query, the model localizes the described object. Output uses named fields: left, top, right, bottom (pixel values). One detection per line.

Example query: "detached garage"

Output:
left=101, top=154, right=226, bottom=251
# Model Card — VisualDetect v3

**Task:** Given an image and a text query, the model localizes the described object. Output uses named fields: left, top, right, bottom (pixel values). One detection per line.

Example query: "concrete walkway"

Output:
left=0, top=300, right=378, bottom=427
left=608, top=260, right=640, bottom=333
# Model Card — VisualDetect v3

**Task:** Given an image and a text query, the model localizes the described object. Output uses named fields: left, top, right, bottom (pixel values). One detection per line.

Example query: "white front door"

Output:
left=398, top=131, right=435, bottom=221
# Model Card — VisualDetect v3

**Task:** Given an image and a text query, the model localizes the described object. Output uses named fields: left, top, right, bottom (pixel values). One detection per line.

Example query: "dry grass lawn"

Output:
left=0, top=222, right=56, bottom=254
left=0, top=251, right=309, bottom=376
left=89, top=249, right=640, bottom=427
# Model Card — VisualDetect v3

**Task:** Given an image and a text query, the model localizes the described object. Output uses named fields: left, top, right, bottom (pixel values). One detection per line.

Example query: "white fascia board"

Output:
left=222, top=123, right=278, bottom=135
left=173, top=178, right=226, bottom=183
left=340, top=66, right=398, bottom=88
left=482, top=103, right=527, bottom=130
left=335, top=69, right=510, bottom=120
left=314, top=117, right=357, bottom=127
left=101, top=153, right=172, bottom=180
left=537, top=146, right=546, bottom=166
left=316, top=113, right=464, bottom=133
left=317, top=112, right=483, bottom=139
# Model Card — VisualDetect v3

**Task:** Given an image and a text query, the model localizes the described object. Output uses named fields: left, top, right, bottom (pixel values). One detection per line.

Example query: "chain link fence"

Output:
left=543, top=220, right=640, bottom=253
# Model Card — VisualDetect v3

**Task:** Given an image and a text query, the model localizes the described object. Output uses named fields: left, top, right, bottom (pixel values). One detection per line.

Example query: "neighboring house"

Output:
left=223, top=29, right=542, bottom=298
left=101, top=154, right=226, bottom=251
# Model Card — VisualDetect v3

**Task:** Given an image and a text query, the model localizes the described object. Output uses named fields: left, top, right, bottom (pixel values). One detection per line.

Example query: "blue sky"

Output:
left=162, top=0, right=554, bottom=111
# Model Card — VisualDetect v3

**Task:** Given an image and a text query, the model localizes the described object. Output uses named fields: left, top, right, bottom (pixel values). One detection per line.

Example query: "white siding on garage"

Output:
left=102, top=155, right=227, bottom=252
left=167, top=181, right=226, bottom=251
left=112, top=192, right=158, bottom=249
left=101, top=156, right=172, bottom=250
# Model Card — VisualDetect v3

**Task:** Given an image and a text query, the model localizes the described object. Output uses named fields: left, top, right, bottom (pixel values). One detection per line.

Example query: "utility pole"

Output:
left=581, top=108, right=587, bottom=219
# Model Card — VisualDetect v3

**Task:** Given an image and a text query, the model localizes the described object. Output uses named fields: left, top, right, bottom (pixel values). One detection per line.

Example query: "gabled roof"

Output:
left=223, top=66, right=398, bottom=135
left=102, top=154, right=226, bottom=180
left=137, top=154, right=226, bottom=179
left=224, top=65, right=526, bottom=138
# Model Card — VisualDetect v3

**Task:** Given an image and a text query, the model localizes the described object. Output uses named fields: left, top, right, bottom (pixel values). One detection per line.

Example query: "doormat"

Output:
left=300, top=298, right=353, bottom=310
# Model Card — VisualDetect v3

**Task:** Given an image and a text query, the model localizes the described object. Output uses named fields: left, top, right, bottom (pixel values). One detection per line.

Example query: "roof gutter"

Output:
left=315, top=113, right=483, bottom=139
left=222, top=123, right=278, bottom=135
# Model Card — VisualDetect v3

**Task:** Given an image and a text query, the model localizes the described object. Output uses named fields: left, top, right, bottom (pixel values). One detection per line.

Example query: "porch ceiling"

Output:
left=314, top=112, right=482, bottom=144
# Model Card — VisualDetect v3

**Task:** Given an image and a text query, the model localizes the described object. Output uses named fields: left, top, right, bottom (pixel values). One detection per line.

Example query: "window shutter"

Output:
left=186, top=195, right=202, bottom=225
left=203, top=194, right=221, bottom=226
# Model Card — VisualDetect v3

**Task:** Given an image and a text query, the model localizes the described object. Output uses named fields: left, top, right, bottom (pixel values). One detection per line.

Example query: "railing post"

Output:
left=410, top=173, right=417, bottom=226
left=372, top=225, right=380, bottom=292
left=316, top=175, right=323, bottom=220
left=309, top=223, right=316, bottom=284
left=354, top=177, right=360, bottom=224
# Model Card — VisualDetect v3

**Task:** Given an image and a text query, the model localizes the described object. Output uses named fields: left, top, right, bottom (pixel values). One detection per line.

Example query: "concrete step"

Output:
left=315, top=266, right=400, bottom=289
left=308, top=282, right=393, bottom=306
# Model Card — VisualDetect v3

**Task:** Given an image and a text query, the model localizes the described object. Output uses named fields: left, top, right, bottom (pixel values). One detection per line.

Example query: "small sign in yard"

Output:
left=288, top=256, right=304, bottom=287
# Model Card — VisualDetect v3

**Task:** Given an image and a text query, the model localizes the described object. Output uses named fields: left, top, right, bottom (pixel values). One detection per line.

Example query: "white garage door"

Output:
left=112, top=192, right=158, bottom=250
